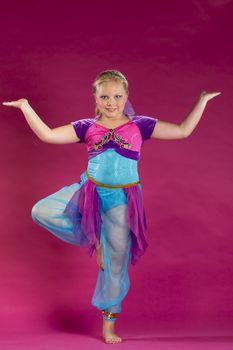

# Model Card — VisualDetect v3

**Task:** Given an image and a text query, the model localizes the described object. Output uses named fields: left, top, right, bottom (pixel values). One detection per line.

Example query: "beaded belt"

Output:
left=85, top=170, right=140, bottom=188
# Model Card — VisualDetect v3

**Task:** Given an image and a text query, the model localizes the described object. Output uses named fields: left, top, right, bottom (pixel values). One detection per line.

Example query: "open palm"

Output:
left=199, top=91, right=221, bottom=103
left=2, top=98, right=28, bottom=109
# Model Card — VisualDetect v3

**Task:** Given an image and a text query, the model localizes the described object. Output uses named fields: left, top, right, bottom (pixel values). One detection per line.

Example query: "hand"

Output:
left=2, top=98, right=29, bottom=110
left=199, top=91, right=221, bottom=103
left=95, top=241, right=104, bottom=271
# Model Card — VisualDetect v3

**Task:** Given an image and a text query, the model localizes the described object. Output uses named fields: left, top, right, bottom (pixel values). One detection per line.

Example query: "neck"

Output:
left=98, top=113, right=128, bottom=121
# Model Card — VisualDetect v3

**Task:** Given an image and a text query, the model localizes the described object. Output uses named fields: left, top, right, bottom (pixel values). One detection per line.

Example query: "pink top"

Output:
left=71, top=114, right=159, bottom=160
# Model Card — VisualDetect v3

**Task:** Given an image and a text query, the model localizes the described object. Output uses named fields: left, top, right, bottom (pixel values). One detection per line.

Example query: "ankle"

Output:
left=101, top=310, right=119, bottom=322
left=103, top=319, right=115, bottom=327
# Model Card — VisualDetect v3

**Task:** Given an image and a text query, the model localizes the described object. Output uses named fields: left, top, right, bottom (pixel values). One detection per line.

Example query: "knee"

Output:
left=111, top=253, right=125, bottom=275
left=31, top=201, right=43, bottom=222
left=111, top=264, right=123, bottom=275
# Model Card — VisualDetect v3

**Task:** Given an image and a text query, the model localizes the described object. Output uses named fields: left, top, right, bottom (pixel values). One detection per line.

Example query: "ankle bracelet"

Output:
left=102, top=310, right=119, bottom=321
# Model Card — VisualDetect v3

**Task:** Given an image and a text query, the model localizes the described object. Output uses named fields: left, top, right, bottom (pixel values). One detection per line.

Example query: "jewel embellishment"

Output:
left=93, top=129, right=131, bottom=150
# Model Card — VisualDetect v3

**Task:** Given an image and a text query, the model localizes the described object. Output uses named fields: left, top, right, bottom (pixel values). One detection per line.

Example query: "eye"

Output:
left=115, top=95, right=122, bottom=99
left=100, top=95, right=108, bottom=100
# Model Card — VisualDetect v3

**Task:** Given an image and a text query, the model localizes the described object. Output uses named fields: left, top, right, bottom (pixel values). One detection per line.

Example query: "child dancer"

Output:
left=2, top=69, right=220, bottom=343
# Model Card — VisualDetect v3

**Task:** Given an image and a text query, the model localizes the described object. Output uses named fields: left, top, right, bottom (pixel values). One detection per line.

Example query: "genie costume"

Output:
left=31, top=100, right=159, bottom=321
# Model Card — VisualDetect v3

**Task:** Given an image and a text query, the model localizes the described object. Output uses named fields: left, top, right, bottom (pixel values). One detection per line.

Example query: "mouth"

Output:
left=106, top=108, right=117, bottom=112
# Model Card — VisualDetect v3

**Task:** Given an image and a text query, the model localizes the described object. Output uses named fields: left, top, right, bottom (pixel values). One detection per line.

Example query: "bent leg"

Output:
left=31, top=182, right=81, bottom=244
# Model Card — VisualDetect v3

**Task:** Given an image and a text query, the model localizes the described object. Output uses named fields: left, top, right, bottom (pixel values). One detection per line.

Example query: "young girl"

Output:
left=2, top=69, right=220, bottom=344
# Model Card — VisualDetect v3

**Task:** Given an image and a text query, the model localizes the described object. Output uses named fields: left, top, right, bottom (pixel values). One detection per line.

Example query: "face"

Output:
left=94, top=80, right=128, bottom=118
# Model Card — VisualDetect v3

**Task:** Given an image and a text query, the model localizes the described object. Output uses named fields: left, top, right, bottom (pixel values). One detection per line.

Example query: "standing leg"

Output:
left=91, top=202, right=131, bottom=343
left=92, top=203, right=131, bottom=312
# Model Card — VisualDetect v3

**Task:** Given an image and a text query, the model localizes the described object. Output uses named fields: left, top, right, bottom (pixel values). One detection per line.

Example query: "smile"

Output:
left=106, top=108, right=117, bottom=112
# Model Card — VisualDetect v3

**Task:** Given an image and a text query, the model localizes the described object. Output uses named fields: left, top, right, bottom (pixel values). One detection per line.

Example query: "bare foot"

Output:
left=102, top=320, right=122, bottom=344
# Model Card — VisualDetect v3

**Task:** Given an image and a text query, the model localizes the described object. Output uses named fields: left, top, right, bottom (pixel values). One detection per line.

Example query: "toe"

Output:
left=105, top=337, right=113, bottom=344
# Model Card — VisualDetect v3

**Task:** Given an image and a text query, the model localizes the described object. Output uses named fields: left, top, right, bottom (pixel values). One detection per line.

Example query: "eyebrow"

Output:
left=100, top=94, right=123, bottom=96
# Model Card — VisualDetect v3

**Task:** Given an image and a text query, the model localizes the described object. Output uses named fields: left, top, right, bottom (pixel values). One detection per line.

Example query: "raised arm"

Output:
left=2, top=98, right=80, bottom=144
left=151, top=91, right=221, bottom=140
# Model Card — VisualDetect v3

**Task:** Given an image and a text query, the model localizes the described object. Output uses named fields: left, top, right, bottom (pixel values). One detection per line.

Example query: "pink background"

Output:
left=1, top=0, right=233, bottom=342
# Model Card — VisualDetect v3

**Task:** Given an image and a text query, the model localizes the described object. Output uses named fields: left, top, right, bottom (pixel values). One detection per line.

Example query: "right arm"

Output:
left=2, top=98, right=80, bottom=144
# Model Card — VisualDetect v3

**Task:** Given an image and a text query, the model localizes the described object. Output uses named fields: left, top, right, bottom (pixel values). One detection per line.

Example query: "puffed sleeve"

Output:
left=134, top=116, right=159, bottom=141
left=70, top=119, right=93, bottom=143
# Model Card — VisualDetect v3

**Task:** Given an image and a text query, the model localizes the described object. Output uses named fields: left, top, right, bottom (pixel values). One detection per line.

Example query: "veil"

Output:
left=123, top=99, right=135, bottom=116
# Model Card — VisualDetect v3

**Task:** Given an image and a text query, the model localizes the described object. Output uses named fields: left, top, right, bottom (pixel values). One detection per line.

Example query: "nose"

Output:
left=107, top=97, right=115, bottom=106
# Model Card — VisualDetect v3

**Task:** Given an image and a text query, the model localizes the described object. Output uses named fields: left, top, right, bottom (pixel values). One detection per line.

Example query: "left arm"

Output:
left=151, top=91, right=221, bottom=140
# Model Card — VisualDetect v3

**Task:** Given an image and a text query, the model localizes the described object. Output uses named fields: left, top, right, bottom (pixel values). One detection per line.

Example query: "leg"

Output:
left=92, top=204, right=131, bottom=312
left=91, top=203, right=132, bottom=343
left=31, top=183, right=81, bottom=244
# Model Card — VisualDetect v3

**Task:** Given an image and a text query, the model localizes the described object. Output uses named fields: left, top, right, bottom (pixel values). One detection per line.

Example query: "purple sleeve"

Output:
left=133, top=116, right=159, bottom=141
left=71, top=119, right=94, bottom=143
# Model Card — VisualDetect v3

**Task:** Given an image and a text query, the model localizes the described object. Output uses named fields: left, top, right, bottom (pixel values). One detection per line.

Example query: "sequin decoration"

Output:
left=93, top=129, right=132, bottom=150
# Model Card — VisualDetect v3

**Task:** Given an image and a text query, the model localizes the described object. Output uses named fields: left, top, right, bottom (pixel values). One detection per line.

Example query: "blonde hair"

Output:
left=92, top=69, right=129, bottom=116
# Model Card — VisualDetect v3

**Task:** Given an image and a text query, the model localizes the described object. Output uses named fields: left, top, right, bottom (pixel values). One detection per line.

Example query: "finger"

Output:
left=2, top=102, right=15, bottom=106
left=209, top=92, right=221, bottom=99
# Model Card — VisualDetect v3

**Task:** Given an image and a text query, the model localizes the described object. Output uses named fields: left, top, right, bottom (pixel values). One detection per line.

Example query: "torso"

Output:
left=85, top=117, right=142, bottom=185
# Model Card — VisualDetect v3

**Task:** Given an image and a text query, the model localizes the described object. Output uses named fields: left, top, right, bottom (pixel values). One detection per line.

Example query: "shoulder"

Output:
left=131, top=115, right=158, bottom=123
left=70, top=117, right=96, bottom=143
left=71, top=117, right=95, bottom=127
left=131, top=115, right=159, bottom=140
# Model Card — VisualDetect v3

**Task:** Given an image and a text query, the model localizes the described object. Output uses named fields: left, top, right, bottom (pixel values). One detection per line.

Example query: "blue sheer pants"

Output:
left=31, top=178, right=132, bottom=320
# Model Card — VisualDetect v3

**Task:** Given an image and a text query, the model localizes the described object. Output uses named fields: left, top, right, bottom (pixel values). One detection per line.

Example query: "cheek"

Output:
left=97, top=100, right=105, bottom=108
left=118, top=100, right=126, bottom=107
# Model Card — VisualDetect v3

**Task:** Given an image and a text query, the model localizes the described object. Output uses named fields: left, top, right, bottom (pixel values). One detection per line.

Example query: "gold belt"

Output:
left=85, top=170, right=140, bottom=188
